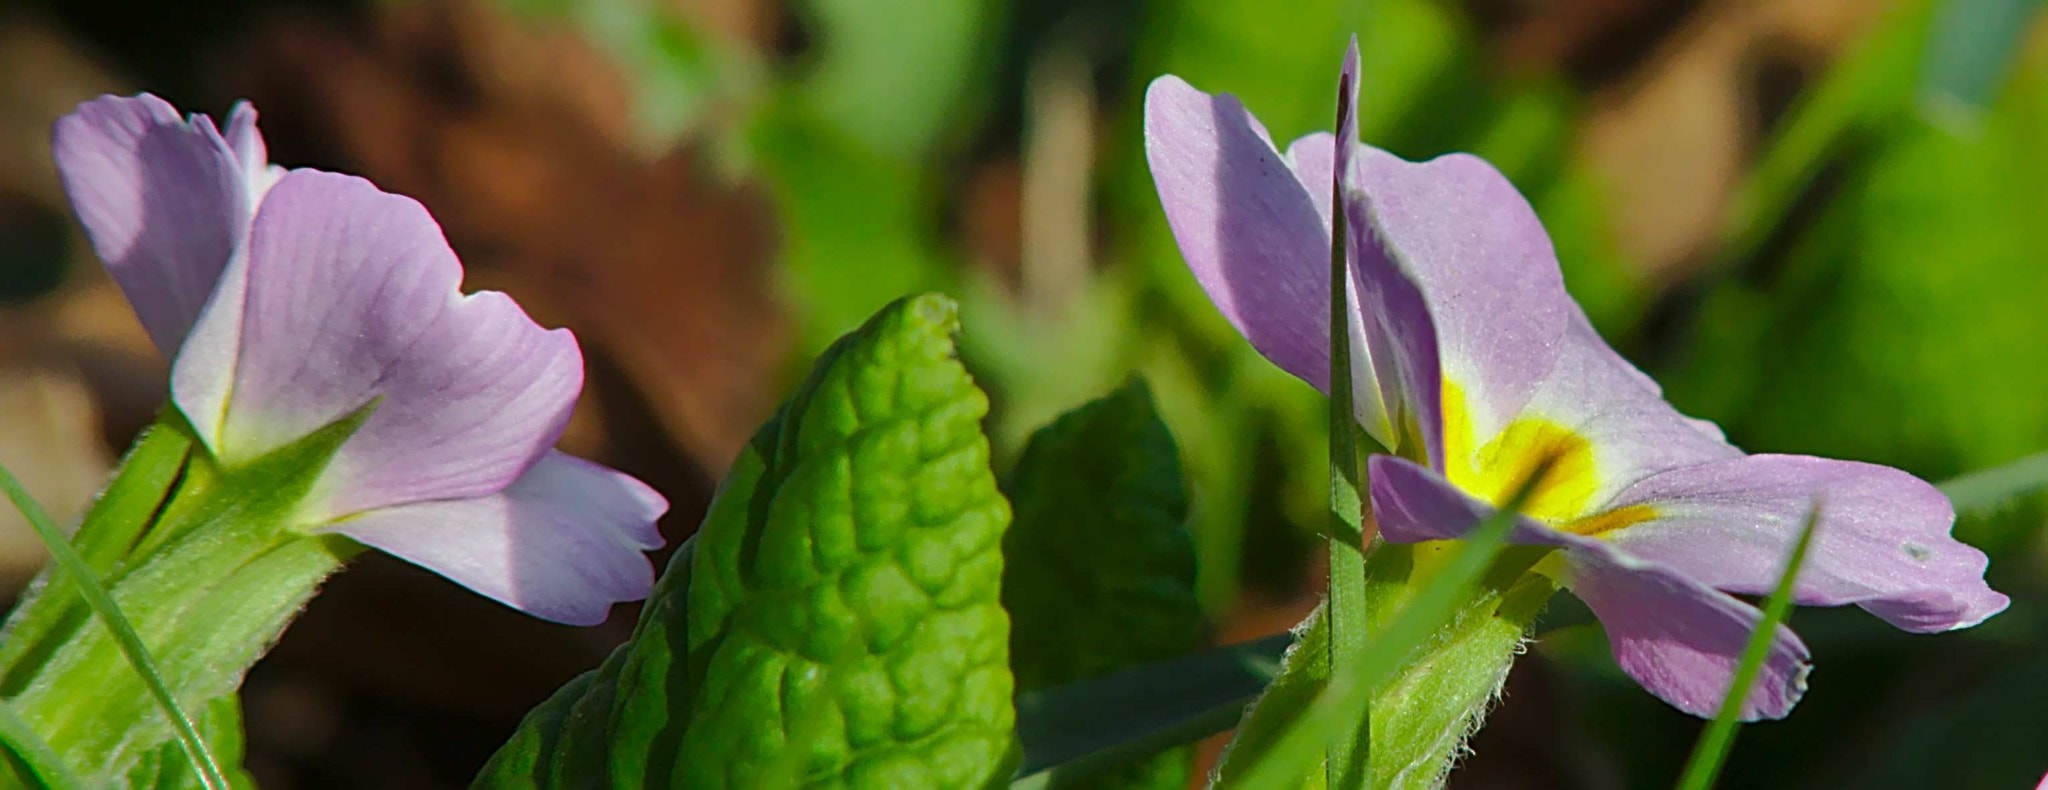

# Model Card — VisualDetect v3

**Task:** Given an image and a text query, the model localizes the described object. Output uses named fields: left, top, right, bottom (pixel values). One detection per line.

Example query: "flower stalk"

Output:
left=0, top=408, right=366, bottom=782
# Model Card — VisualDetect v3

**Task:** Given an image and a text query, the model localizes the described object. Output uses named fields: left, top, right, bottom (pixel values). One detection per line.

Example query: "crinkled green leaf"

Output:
left=684, top=293, right=1016, bottom=788
left=478, top=294, right=1016, bottom=789
left=1001, top=380, right=1200, bottom=788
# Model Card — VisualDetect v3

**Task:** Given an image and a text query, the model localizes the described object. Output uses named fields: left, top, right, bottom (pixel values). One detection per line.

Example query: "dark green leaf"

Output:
left=1001, top=380, right=1203, bottom=788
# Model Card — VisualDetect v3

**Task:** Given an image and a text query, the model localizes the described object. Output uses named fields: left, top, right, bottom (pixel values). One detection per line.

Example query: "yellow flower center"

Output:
left=1439, top=380, right=1655, bottom=536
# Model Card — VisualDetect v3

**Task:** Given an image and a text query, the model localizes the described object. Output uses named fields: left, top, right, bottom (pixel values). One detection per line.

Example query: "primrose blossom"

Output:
left=1143, top=47, right=2007, bottom=719
left=53, top=94, right=666, bottom=625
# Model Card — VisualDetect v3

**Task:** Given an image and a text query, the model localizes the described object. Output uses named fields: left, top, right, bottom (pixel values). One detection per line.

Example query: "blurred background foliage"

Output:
left=0, top=0, right=2044, bottom=786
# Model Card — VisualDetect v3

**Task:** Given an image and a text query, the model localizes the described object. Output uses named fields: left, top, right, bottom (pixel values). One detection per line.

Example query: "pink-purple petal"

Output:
left=221, top=101, right=285, bottom=200
left=1606, top=455, right=2009, bottom=633
left=1509, top=312, right=1742, bottom=507
left=52, top=94, right=253, bottom=356
left=1367, top=454, right=1812, bottom=720
left=1275, top=131, right=1400, bottom=447
left=1353, top=149, right=1573, bottom=447
left=1142, top=75, right=1334, bottom=391
left=1368, top=454, right=1572, bottom=549
left=1348, top=190, right=1444, bottom=464
left=330, top=451, right=667, bottom=626
left=1564, top=548, right=1811, bottom=720
left=1283, top=133, right=1341, bottom=230
left=183, top=170, right=582, bottom=518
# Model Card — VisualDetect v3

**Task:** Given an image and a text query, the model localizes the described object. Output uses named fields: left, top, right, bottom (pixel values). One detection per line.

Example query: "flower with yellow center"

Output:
left=1143, top=66, right=2006, bottom=720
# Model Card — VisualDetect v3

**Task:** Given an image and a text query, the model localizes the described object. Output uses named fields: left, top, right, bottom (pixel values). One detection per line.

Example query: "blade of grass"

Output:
left=1937, top=449, right=2048, bottom=515
left=1013, top=634, right=1289, bottom=776
left=1227, top=452, right=1561, bottom=790
left=1325, top=50, right=1372, bottom=788
left=0, top=698, right=83, bottom=790
left=0, top=463, right=228, bottom=790
left=1674, top=501, right=1824, bottom=790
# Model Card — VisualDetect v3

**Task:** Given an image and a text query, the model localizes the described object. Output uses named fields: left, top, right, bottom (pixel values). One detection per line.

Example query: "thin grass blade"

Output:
left=1937, top=450, right=2048, bottom=515
left=1674, top=501, right=1825, bottom=790
left=0, top=463, right=228, bottom=790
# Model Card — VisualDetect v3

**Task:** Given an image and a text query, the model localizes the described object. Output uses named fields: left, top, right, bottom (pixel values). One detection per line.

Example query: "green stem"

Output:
left=0, top=404, right=371, bottom=783
left=1325, top=66, right=1372, bottom=787
left=0, top=416, right=193, bottom=689
left=75, top=416, right=195, bottom=573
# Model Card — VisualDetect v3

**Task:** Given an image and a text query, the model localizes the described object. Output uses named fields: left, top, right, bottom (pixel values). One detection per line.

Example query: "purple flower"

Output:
left=52, top=94, right=666, bottom=625
left=1144, top=53, right=2007, bottom=719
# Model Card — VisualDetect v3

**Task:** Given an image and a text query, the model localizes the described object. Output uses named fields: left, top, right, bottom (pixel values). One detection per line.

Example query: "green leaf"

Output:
left=1322, top=62, right=1370, bottom=789
left=478, top=293, right=1017, bottom=789
left=1675, top=503, right=1823, bottom=790
left=1001, top=380, right=1202, bottom=788
left=0, top=416, right=190, bottom=725
left=684, top=293, right=1016, bottom=787
left=1012, top=635, right=1287, bottom=780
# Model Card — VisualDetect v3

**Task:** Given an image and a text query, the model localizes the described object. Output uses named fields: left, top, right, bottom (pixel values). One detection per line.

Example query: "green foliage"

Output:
left=1212, top=548, right=1548, bottom=790
left=0, top=699, right=80, bottom=790
left=1212, top=546, right=1543, bottom=790
left=0, top=460, right=226, bottom=789
left=1002, top=380, right=1201, bottom=788
left=1208, top=605, right=1334, bottom=790
left=1215, top=462, right=1560, bottom=790
left=0, top=399, right=370, bottom=784
left=478, top=294, right=1017, bottom=789
left=1940, top=451, right=2048, bottom=516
